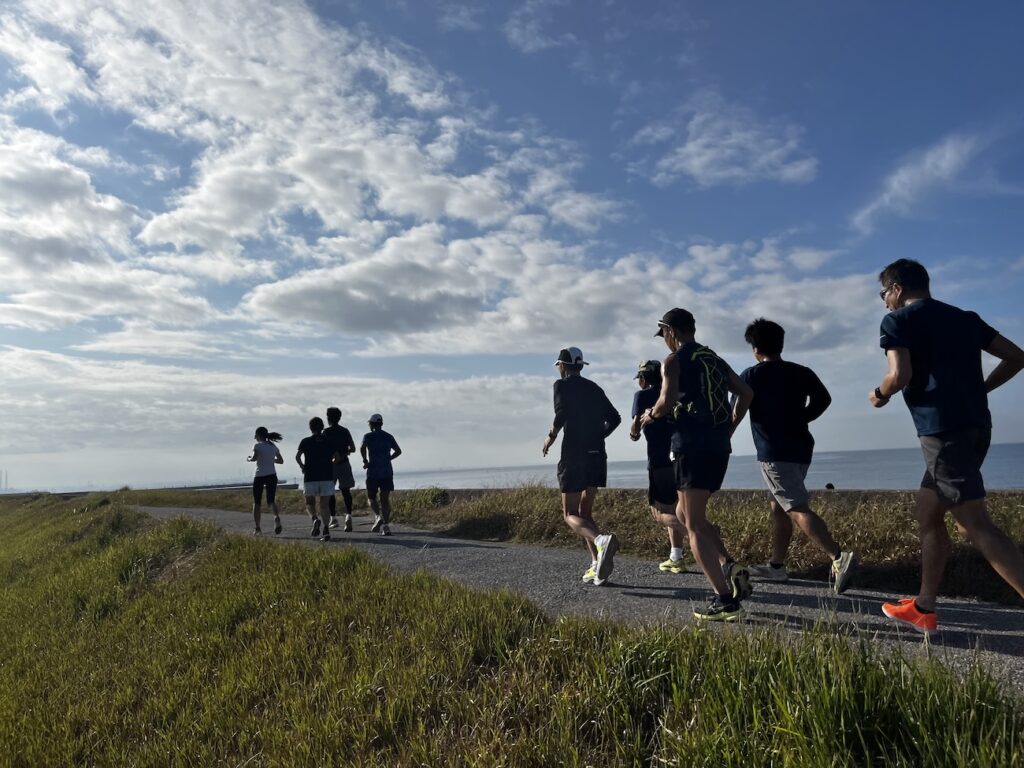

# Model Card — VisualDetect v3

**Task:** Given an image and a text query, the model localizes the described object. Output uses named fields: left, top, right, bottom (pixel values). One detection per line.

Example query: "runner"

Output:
left=872, top=259, right=1024, bottom=633
left=629, top=359, right=689, bottom=574
left=324, top=407, right=357, bottom=532
left=542, top=347, right=622, bottom=586
left=246, top=426, right=283, bottom=535
left=641, top=308, right=754, bottom=621
left=737, top=318, right=856, bottom=593
left=295, top=417, right=342, bottom=542
left=360, top=413, right=402, bottom=536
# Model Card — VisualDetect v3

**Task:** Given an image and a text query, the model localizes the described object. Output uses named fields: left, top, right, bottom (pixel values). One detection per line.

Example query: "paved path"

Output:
left=141, top=505, right=1024, bottom=693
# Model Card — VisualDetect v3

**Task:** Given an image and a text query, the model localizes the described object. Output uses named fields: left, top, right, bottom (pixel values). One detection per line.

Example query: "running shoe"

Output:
left=343, top=515, right=353, bottom=533
left=831, top=551, right=857, bottom=595
left=311, top=518, right=321, bottom=537
left=370, top=515, right=384, bottom=533
left=581, top=566, right=597, bottom=584
left=659, top=558, right=687, bottom=574
left=329, top=516, right=338, bottom=529
left=253, top=528, right=261, bottom=535
left=319, top=532, right=331, bottom=542
left=749, top=563, right=789, bottom=582
left=274, top=517, right=282, bottom=535
left=693, top=595, right=743, bottom=622
left=881, top=599, right=937, bottom=634
left=381, top=524, right=392, bottom=536
left=723, top=562, right=754, bottom=601
left=594, top=533, right=619, bottom=582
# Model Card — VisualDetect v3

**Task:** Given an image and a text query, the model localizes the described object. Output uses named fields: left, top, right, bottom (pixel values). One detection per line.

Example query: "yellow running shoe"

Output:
left=582, top=566, right=598, bottom=584
left=659, top=558, right=686, bottom=574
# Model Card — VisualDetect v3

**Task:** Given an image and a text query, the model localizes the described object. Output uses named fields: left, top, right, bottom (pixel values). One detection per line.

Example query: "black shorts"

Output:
left=674, top=451, right=729, bottom=493
left=557, top=451, right=607, bottom=493
left=366, top=477, right=395, bottom=496
left=648, top=466, right=677, bottom=506
left=253, top=474, right=278, bottom=504
left=919, top=427, right=990, bottom=505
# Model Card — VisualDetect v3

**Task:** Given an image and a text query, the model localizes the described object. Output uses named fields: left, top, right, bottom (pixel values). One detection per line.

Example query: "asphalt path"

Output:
left=140, top=505, right=1024, bottom=694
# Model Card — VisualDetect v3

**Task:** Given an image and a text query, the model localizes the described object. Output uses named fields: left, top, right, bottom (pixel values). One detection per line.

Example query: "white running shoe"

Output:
left=595, top=533, right=619, bottom=582
left=749, top=563, right=789, bottom=582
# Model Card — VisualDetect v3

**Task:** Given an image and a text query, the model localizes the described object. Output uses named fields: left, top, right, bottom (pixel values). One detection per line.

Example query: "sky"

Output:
left=1, top=1, right=1024, bottom=490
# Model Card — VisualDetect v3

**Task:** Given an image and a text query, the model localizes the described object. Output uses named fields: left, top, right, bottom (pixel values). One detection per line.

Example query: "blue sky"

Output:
left=1, top=0, right=1023, bottom=490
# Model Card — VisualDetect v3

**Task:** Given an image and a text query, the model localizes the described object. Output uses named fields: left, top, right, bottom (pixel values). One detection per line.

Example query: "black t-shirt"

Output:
left=740, top=360, right=831, bottom=464
left=632, top=388, right=672, bottom=469
left=323, top=424, right=355, bottom=463
left=671, top=342, right=732, bottom=455
left=879, top=298, right=997, bottom=436
left=297, top=433, right=336, bottom=481
left=552, top=375, right=621, bottom=458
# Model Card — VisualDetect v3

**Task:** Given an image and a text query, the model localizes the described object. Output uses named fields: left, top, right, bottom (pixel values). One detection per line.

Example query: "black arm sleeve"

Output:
left=552, top=380, right=566, bottom=431
left=804, top=370, right=832, bottom=423
left=601, top=394, right=622, bottom=438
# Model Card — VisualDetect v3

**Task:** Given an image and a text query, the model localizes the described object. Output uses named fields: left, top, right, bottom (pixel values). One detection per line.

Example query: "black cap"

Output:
left=634, top=360, right=661, bottom=379
left=655, top=308, right=695, bottom=337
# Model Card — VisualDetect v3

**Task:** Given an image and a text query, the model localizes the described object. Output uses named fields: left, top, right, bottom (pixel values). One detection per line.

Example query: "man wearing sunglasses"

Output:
left=872, top=258, right=1024, bottom=633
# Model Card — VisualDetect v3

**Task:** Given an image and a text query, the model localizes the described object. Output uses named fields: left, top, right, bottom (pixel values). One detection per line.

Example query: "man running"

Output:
left=872, top=259, right=1024, bottom=633
left=296, top=417, right=342, bottom=542
left=641, top=308, right=754, bottom=621
left=629, top=359, right=689, bottom=574
left=737, top=318, right=856, bottom=594
left=360, top=413, right=402, bottom=536
left=324, top=407, right=357, bottom=532
left=542, top=347, right=622, bottom=586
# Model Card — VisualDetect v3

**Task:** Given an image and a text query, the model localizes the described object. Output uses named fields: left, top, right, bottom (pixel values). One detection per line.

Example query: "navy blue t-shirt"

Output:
left=362, top=430, right=400, bottom=479
left=671, top=342, right=732, bottom=455
left=552, top=375, right=621, bottom=458
left=631, top=388, right=672, bottom=470
left=740, top=360, right=831, bottom=464
left=879, top=298, right=997, bottom=436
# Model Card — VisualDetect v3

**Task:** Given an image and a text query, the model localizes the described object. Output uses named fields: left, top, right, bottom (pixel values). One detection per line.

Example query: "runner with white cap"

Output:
left=360, top=413, right=402, bottom=536
left=543, top=346, right=622, bottom=585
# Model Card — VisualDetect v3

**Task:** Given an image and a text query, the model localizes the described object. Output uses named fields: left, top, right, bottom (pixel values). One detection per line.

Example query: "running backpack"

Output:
left=673, top=345, right=732, bottom=428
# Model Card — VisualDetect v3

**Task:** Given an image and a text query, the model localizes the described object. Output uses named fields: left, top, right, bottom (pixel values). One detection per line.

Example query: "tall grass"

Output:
left=124, top=485, right=1024, bottom=603
left=1, top=495, right=1021, bottom=766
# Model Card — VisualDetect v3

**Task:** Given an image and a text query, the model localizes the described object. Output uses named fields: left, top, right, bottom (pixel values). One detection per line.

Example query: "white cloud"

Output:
left=788, top=247, right=836, bottom=272
left=629, top=90, right=818, bottom=188
left=851, top=133, right=981, bottom=235
left=503, top=0, right=572, bottom=53
left=438, top=4, right=484, bottom=32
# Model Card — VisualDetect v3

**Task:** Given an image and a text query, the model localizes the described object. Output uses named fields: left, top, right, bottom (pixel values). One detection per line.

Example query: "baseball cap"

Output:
left=655, top=308, right=695, bottom=337
left=554, top=347, right=589, bottom=366
left=368, top=413, right=383, bottom=424
left=634, top=360, right=661, bottom=379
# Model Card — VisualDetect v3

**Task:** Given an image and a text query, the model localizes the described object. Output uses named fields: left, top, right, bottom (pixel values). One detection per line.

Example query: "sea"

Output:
left=394, top=442, right=1024, bottom=492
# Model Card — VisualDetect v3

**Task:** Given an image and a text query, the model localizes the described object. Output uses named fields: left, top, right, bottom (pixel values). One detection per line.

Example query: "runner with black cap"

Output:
left=543, top=346, right=622, bottom=585
left=641, top=308, right=755, bottom=621
left=629, top=359, right=689, bottom=573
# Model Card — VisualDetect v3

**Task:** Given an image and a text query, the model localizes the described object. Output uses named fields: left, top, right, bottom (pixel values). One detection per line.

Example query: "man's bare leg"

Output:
left=786, top=503, right=841, bottom=560
left=318, top=496, right=331, bottom=533
left=678, top=489, right=730, bottom=595
left=768, top=499, right=793, bottom=563
left=914, top=488, right=952, bottom=611
left=563, top=488, right=599, bottom=560
left=952, top=498, right=1024, bottom=600
left=305, top=495, right=317, bottom=521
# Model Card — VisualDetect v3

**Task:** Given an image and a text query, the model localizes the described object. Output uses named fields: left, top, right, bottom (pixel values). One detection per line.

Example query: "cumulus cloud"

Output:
left=628, top=90, right=818, bottom=187
left=851, top=133, right=982, bottom=235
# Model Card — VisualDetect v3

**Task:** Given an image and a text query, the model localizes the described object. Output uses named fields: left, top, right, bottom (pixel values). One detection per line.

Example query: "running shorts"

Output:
left=648, top=465, right=677, bottom=506
left=333, top=460, right=355, bottom=490
left=557, top=451, right=607, bottom=493
left=759, top=461, right=810, bottom=511
left=303, top=479, right=335, bottom=497
left=366, top=477, right=395, bottom=496
left=919, top=427, right=990, bottom=505
left=674, top=451, right=729, bottom=493
left=253, top=473, right=278, bottom=505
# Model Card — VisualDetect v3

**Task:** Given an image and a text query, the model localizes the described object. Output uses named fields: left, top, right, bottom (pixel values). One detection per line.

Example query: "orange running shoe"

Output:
left=882, top=599, right=938, bottom=634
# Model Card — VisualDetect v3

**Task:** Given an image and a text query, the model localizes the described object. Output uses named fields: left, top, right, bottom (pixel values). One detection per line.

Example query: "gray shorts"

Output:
left=333, top=460, right=355, bottom=490
left=759, top=461, right=810, bottom=511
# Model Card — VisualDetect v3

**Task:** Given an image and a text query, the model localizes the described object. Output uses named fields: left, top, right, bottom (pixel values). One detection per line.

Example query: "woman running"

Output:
left=247, top=427, right=284, bottom=534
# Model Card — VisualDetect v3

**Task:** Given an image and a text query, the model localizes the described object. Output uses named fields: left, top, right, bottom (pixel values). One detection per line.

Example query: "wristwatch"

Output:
left=874, top=386, right=889, bottom=402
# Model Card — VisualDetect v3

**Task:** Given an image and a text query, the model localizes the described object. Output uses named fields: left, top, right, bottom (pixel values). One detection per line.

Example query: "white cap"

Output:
left=368, top=413, right=383, bottom=423
left=554, top=346, right=588, bottom=366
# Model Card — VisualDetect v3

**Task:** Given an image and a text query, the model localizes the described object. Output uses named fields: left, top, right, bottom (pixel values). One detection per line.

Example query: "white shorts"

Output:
left=303, top=479, right=335, bottom=497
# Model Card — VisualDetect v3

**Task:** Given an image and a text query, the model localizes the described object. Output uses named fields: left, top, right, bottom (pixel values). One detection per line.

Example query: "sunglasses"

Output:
left=879, top=284, right=894, bottom=301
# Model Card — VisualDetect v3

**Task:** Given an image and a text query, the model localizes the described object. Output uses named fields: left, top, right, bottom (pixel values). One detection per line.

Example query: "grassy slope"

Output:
left=125, top=486, right=1024, bottom=604
left=0, top=495, right=1021, bottom=767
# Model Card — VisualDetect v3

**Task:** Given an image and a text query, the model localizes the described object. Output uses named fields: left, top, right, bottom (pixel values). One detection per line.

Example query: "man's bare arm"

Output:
left=985, top=334, right=1024, bottom=393
left=647, top=354, right=678, bottom=421
left=870, top=348, right=912, bottom=407
left=726, top=366, right=753, bottom=436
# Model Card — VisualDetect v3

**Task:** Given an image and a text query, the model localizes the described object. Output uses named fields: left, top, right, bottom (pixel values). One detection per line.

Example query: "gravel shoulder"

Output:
left=140, top=505, right=1024, bottom=695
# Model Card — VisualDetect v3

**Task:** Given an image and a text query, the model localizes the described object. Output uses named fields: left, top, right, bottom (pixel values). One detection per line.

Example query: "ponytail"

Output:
left=254, top=426, right=283, bottom=442
left=266, top=431, right=283, bottom=442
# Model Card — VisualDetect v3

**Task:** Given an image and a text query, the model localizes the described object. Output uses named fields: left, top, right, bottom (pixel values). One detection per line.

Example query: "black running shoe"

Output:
left=319, top=533, right=331, bottom=542
left=343, top=515, right=352, bottom=533
left=274, top=517, right=282, bottom=535
left=381, top=524, right=392, bottom=536
left=311, top=518, right=321, bottom=537
left=693, top=595, right=743, bottom=622
left=370, top=515, right=383, bottom=533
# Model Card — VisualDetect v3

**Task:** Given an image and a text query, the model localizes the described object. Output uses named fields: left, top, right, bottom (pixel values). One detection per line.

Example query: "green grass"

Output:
left=0, top=494, right=1021, bottom=767
left=123, top=485, right=1024, bottom=604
